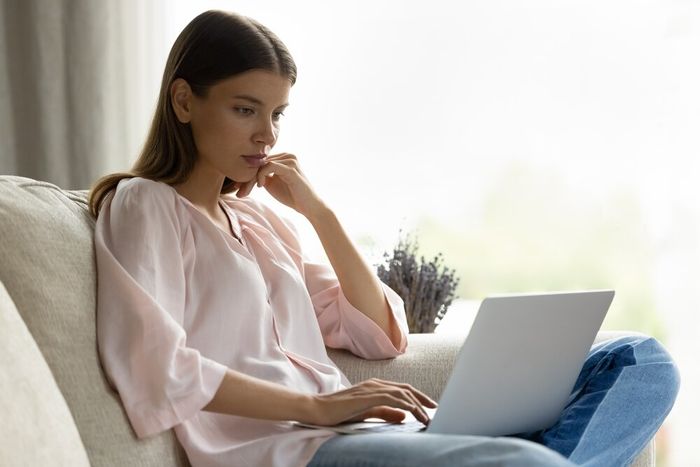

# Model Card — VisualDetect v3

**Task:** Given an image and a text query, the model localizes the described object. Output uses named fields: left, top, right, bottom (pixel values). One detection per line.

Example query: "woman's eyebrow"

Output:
left=232, top=94, right=289, bottom=109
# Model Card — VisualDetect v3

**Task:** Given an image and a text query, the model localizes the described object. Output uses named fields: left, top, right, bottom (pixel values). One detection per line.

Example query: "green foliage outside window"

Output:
left=412, top=164, right=665, bottom=339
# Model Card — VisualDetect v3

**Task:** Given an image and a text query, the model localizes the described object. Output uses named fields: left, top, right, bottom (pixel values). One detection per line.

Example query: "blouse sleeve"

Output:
left=94, top=180, right=228, bottom=438
left=247, top=200, right=409, bottom=360
left=303, top=261, right=409, bottom=359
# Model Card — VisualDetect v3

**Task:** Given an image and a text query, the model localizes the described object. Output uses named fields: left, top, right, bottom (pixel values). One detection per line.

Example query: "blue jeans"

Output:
left=307, top=336, right=680, bottom=467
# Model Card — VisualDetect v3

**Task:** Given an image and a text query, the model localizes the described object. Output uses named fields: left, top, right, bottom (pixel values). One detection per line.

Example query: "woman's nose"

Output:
left=254, top=117, right=277, bottom=146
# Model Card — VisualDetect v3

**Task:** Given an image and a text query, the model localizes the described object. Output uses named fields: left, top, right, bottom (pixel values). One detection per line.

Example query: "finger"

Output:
left=368, top=391, right=429, bottom=425
left=387, top=395, right=429, bottom=424
left=329, top=385, right=426, bottom=425
left=341, top=380, right=427, bottom=418
left=255, top=161, right=276, bottom=186
left=259, top=155, right=301, bottom=175
left=399, top=388, right=430, bottom=424
left=397, top=383, right=438, bottom=409
left=365, top=380, right=431, bottom=423
left=256, top=160, right=296, bottom=187
left=367, top=393, right=416, bottom=414
left=368, top=379, right=438, bottom=408
left=242, top=181, right=255, bottom=197
left=375, top=406, right=406, bottom=423
left=351, top=406, right=406, bottom=423
left=265, top=152, right=297, bottom=162
left=257, top=170, right=277, bottom=188
left=236, top=179, right=256, bottom=198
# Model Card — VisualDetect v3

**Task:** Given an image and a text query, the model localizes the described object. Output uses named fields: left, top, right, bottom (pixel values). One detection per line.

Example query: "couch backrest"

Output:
left=0, top=176, right=190, bottom=467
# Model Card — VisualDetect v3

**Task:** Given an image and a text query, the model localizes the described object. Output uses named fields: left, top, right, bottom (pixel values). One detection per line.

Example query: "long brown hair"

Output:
left=88, top=10, right=297, bottom=217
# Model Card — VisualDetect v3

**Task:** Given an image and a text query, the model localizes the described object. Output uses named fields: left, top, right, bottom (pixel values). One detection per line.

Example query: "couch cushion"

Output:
left=0, top=176, right=189, bottom=467
left=0, top=279, right=91, bottom=466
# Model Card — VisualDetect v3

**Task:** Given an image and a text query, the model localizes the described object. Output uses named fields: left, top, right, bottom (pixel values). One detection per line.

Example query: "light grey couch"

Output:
left=0, top=175, right=654, bottom=466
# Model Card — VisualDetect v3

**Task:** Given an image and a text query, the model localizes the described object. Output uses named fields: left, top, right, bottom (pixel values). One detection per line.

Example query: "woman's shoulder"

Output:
left=112, top=177, right=178, bottom=208
left=96, top=178, right=185, bottom=251
left=105, top=177, right=183, bottom=229
left=115, top=176, right=174, bottom=198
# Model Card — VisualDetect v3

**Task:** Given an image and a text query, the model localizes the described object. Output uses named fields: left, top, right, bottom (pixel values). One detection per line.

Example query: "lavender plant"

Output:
left=376, top=233, right=460, bottom=333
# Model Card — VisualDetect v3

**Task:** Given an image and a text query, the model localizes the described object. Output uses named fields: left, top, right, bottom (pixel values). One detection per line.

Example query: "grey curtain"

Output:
left=0, top=0, right=166, bottom=190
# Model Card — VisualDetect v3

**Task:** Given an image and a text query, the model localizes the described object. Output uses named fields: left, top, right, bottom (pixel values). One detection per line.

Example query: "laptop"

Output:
left=295, top=290, right=614, bottom=436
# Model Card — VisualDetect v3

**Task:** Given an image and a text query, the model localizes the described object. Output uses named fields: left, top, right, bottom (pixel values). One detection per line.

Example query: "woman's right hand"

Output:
left=303, top=378, right=438, bottom=426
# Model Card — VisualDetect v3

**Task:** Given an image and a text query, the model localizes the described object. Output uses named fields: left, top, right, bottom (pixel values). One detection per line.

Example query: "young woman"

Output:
left=89, top=10, right=680, bottom=467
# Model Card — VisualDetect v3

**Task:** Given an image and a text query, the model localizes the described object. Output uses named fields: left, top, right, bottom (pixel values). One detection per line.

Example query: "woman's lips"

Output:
left=242, top=155, right=267, bottom=168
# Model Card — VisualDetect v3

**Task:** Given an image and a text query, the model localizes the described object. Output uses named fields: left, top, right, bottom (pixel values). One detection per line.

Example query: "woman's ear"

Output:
left=171, top=78, right=193, bottom=123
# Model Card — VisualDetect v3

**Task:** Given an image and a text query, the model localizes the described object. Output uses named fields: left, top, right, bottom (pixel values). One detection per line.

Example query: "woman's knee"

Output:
left=636, top=336, right=681, bottom=401
left=425, top=436, right=573, bottom=466
left=599, top=335, right=680, bottom=400
left=465, top=437, right=573, bottom=467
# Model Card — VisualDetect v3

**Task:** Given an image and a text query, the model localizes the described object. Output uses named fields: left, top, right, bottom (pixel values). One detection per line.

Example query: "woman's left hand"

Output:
left=235, top=153, right=326, bottom=220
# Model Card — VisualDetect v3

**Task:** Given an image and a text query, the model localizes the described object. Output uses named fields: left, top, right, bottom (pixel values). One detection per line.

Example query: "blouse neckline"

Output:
left=164, top=183, right=250, bottom=253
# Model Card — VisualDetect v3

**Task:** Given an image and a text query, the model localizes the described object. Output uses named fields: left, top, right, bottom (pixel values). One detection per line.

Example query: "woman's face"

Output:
left=182, top=69, right=291, bottom=184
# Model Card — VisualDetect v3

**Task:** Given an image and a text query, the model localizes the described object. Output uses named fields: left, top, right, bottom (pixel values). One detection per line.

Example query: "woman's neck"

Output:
left=172, top=166, right=226, bottom=217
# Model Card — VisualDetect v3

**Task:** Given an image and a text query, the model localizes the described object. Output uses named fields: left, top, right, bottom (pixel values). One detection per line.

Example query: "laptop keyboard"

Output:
left=357, top=420, right=427, bottom=433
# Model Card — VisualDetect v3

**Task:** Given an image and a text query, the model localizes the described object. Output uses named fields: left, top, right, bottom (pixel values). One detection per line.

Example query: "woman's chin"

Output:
left=228, top=172, right=257, bottom=184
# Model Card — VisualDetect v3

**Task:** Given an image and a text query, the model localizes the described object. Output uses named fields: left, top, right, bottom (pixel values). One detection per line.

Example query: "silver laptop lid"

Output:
left=428, top=290, right=614, bottom=436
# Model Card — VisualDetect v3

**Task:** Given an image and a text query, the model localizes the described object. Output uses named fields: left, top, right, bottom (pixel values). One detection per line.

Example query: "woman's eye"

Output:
left=234, top=107, right=254, bottom=115
left=272, top=111, right=285, bottom=121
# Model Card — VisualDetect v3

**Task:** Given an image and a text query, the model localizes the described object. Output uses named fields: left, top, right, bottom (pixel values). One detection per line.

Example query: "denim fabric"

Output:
left=307, top=433, right=574, bottom=467
left=307, top=336, right=679, bottom=467
left=519, top=336, right=680, bottom=466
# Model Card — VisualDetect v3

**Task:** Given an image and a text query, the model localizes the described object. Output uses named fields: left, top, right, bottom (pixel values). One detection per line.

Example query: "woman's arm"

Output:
left=239, top=153, right=403, bottom=349
left=306, top=206, right=403, bottom=349
left=202, top=368, right=310, bottom=420
left=203, top=368, right=434, bottom=425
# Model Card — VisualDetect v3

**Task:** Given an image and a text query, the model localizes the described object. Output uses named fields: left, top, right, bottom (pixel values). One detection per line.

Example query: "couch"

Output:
left=0, top=175, right=654, bottom=466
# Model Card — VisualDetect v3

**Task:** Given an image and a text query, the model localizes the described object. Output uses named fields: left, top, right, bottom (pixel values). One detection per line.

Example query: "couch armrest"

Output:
left=327, top=333, right=464, bottom=401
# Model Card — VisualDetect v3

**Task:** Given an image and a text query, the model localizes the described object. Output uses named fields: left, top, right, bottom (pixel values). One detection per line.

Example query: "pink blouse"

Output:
left=94, top=177, right=409, bottom=467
